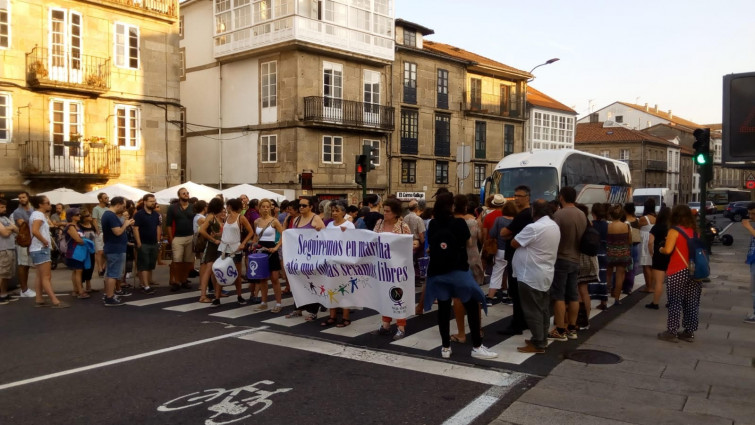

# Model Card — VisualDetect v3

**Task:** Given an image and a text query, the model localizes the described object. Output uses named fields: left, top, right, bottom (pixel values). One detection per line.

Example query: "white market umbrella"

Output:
left=154, top=181, right=221, bottom=204
left=220, top=183, right=287, bottom=202
left=85, top=183, right=149, bottom=202
left=36, top=188, right=98, bottom=205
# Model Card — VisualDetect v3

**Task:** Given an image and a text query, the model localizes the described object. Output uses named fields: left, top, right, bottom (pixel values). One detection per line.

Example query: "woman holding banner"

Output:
left=321, top=200, right=355, bottom=327
left=423, top=192, right=497, bottom=360
left=285, top=196, right=325, bottom=321
left=371, top=198, right=412, bottom=340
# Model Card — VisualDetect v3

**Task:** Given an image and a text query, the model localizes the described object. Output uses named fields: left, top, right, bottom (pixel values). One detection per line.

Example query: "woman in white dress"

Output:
left=638, top=198, right=657, bottom=292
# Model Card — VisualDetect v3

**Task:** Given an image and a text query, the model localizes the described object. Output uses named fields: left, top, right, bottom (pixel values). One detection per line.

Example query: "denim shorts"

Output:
left=30, top=247, right=51, bottom=266
left=106, top=253, right=127, bottom=279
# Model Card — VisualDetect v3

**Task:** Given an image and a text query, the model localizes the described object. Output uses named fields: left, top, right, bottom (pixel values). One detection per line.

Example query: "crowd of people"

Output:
left=1, top=186, right=750, bottom=358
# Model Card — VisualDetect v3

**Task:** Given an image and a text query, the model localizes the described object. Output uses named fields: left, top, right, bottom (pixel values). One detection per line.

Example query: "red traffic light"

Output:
left=357, top=165, right=364, bottom=173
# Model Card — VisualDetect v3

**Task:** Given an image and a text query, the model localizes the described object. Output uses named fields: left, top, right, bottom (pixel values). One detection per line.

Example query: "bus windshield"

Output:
left=494, top=166, right=559, bottom=201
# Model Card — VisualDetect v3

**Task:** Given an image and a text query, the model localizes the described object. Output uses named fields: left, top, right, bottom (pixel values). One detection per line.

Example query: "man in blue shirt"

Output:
left=742, top=202, right=755, bottom=324
left=102, top=196, right=134, bottom=306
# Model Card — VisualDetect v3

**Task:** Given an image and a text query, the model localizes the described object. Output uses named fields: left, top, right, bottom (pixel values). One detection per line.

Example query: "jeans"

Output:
left=106, top=253, right=127, bottom=279
left=750, top=263, right=755, bottom=313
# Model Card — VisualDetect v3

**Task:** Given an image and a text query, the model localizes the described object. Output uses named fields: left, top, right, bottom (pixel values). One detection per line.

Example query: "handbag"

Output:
left=630, top=221, right=641, bottom=244
left=483, top=237, right=498, bottom=256
left=16, top=221, right=31, bottom=247
left=212, top=253, right=238, bottom=286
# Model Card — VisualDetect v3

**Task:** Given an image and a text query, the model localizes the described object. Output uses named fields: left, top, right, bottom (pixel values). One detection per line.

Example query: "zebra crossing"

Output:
left=126, top=277, right=645, bottom=365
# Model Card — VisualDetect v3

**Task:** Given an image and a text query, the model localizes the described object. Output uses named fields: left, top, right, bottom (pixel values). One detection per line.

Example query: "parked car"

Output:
left=724, top=201, right=751, bottom=222
left=688, top=201, right=716, bottom=215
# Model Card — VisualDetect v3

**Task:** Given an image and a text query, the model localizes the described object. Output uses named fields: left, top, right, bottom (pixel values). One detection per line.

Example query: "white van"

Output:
left=632, top=188, right=670, bottom=216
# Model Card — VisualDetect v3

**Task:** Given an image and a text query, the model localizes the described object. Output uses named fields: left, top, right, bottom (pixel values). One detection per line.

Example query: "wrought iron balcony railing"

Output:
left=97, top=0, right=177, bottom=19
left=26, top=47, right=111, bottom=94
left=20, top=140, right=120, bottom=179
left=303, top=96, right=394, bottom=131
left=646, top=160, right=668, bottom=171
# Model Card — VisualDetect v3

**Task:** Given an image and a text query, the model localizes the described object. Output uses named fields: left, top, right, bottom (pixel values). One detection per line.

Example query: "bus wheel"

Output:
left=721, top=234, right=734, bottom=246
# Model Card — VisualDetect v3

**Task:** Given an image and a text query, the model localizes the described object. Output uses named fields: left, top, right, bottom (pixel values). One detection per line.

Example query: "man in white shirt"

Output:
left=511, top=200, right=560, bottom=354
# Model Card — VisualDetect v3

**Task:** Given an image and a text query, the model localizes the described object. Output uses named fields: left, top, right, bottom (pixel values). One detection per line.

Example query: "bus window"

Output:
left=496, top=166, right=558, bottom=201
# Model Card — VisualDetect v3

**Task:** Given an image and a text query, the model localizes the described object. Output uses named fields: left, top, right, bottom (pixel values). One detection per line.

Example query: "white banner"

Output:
left=282, top=229, right=415, bottom=319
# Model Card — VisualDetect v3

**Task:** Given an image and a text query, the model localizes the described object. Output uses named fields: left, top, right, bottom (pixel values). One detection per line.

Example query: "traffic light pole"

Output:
left=693, top=128, right=712, bottom=252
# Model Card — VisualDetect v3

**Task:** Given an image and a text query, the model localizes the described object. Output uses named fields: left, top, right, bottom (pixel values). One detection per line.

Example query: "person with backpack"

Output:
left=657, top=204, right=701, bottom=343
left=743, top=202, right=755, bottom=324
left=63, top=208, right=89, bottom=299
left=423, top=192, right=497, bottom=360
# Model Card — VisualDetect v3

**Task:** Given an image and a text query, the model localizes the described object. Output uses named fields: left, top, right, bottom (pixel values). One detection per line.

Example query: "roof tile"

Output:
left=422, top=40, right=530, bottom=77
left=575, top=122, right=679, bottom=147
left=528, top=86, right=577, bottom=114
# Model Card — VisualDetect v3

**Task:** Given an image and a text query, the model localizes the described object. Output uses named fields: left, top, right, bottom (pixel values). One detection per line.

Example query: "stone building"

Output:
left=576, top=121, right=694, bottom=204
left=180, top=0, right=395, bottom=204
left=0, top=0, right=182, bottom=196
left=391, top=19, right=530, bottom=199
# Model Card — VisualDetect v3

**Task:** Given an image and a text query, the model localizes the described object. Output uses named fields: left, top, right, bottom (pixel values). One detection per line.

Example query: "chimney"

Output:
left=654, top=104, right=658, bottom=113
left=644, top=103, right=648, bottom=112
left=668, top=110, right=673, bottom=119
left=589, top=112, right=599, bottom=123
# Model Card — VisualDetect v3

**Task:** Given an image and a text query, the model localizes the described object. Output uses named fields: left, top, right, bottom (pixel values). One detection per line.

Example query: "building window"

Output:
left=323, top=61, right=342, bottom=111
left=115, top=22, right=139, bottom=69
left=470, top=78, right=481, bottom=110
left=0, top=93, right=10, bottom=142
left=504, top=124, right=514, bottom=156
left=403, top=62, right=417, bottom=104
left=363, top=139, right=380, bottom=166
left=115, top=104, right=140, bottom=149
left=401, top=160, right=416, bottom=184
left=437, top=69, right=448, bottom=109
left=178, top=48, right=185, bottom=79
left=50, top=99, right=82, bottom=151
left=400, top=109, right=418, bottom=154
left=435, top=114, right=450, bottom=157
left=500, top=85, right=510, bottom=115
left=0, top=0, right=9, bottom=49
left=363, top=69, right=380, bottom=119
left=435, top=161, right=449, bottom=185
left=615, top=115, right=623, bottom=123
left=254, top=0, right=272, bottom=22
left=50, top=9, right=82, bottom=82
left=403, top=29, right=416, bottom=47
left=261, top=61, right=277, bottom=108
left=474, top=164, right=486, bottom=189
left=620, top=149, right=630, bottom=161
left=261, top=134, right=276, bottom=163
left=601, top=150, right=610, bottom=158
left=475, top=121, right=486, bottom=158
left=322, top=135, right=342, bottom=164
left=179, top=15, right=184, bottom=39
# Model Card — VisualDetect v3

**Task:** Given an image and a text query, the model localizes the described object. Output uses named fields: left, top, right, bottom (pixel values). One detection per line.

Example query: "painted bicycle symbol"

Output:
left=157, top=380, right=292, bottom=425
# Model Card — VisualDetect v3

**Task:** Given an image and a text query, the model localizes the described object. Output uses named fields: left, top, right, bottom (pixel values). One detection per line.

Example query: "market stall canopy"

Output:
left=154, top=181, right=221, bottom=204
left=220, top=183, right=286, bottom=202
left=36, top=188, right=98, bottom=205
left=85, top=183, right=149, bottom=202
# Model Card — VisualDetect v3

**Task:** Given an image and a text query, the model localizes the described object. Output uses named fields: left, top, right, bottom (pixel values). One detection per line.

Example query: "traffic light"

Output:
left=723, top=72, right=755, bottom=163
left=355, top=154, right=367, bottom=186
left=362, top=144, right=378, bottom=171
left=693, top=128, right=710, bottom=165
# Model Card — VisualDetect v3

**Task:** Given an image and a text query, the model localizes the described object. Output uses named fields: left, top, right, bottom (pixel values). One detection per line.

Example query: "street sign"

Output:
left=396, top=192, right=425, bottom=201
left=747, top=180, right=755, bottom=190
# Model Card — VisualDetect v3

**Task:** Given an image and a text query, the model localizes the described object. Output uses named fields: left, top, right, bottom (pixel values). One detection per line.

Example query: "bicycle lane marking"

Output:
left=0, top=327, right=267, bottom=392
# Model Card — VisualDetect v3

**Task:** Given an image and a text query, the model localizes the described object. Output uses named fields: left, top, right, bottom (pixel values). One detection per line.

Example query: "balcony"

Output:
left=26, top=47, right=110, bottom=95
left=463, top=94, right=524, bottom=119
left=88, top=0, right=177, bottom=19
left=303, top=97, right=394, bottom=132
left=646, top=160, right=668, bottom=171
left=20, top=140, right=120, bottom=180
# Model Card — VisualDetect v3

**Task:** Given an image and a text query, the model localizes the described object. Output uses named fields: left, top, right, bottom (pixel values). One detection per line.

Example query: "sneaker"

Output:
left=516, top=344, right=545, bottom=354
left=114, top=290, right=133, bottom=297
left=579, top=324, right=590, bottom=331
left=103, top=297, right=125, bottom=307
left=0, top=295, right=18, bottom=303
left=744, top=314, right=755, bottom=324
left=499, top=297, right=513, bottom=305
left=566, top=329, right=578, bottom=340
left=141, top=286, right=155, bottom=295
left=471, top=345, right=498, bottom=359
left=548, top=329, right=568, bottom=342
left=678, top=330, right=695, bottom=343
left=441, top=347, right=452, bottom=359
left=210, top=299, right=221, bottom=308
left=371, top=325, right=392, bottom=336
left=237, top=295, right=247, bottom=305
left=596, top=303, right=608, bottom=311
left=657, top=331, right=678, bottom=343
left=645, top=302, right=659, bottom=310
left=485, top=296, right=500, bottom=306
left=0, top=298, right=8, bottom=305
left=249, top=297, right=261, bottom=305
left=19, top=289, right=36, bottom=298
left=393, top=329, right=406, bottom=340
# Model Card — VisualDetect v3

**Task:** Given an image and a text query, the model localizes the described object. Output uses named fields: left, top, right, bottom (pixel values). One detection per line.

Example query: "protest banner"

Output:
left=282, top=228, right=415, bottom=319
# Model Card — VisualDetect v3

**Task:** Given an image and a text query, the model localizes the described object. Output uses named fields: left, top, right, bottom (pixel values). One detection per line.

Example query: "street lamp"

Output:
left=528, top=58, right=560, bottom=82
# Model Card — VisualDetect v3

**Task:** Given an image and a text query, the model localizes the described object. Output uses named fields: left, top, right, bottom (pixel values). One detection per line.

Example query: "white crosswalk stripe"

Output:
left=128, top=276, right=647, bottom=364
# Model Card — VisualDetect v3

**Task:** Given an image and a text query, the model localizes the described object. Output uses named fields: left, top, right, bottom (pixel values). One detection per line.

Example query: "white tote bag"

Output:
left=212, top=254, right=238, bottom=286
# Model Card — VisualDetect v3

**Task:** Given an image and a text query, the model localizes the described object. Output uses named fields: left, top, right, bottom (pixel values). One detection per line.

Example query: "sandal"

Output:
left=77, top=293, right=91, bottom=299
left=305, top=313, right=317, bottom=322
left=198, top=297, right=212, bottom=303
left=336, top=319, right=351, bottom=328
left=450, top=335, right=466, bottom=344
left=321, top=317, right=337, bottom=327
left=285, top=310, right=303, bottom=318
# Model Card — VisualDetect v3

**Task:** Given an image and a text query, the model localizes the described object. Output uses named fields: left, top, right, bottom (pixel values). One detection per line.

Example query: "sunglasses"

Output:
left=299, top=204, right=310, bottom=208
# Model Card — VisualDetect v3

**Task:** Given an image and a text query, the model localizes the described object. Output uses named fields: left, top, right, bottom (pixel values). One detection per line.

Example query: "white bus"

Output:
left=481, top=149, right=632, bottom=207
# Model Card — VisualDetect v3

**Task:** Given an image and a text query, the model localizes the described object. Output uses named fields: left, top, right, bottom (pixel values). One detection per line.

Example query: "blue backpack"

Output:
left=672, top=226, right=710, bottom=280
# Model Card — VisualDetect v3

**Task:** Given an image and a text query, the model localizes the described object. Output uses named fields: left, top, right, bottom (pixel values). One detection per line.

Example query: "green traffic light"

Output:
left=695, top=153, right=707, bottom=165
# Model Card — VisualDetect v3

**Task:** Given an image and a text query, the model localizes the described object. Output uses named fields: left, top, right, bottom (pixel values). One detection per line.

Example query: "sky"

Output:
left=395, top=0, right=755, bottom=125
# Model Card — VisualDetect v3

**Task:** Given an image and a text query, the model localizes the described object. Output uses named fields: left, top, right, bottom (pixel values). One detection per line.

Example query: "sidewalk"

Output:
left=492, top=229, right=755, bottom=425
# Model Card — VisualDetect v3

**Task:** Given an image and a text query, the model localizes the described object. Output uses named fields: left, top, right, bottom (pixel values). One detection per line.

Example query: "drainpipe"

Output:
left=386, top=61, right=393, bottom=199
left=218, top=63, right=223, bottom=189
